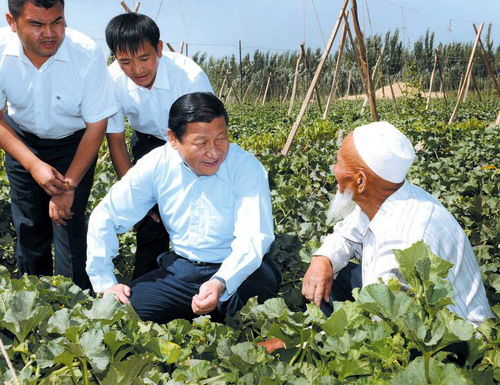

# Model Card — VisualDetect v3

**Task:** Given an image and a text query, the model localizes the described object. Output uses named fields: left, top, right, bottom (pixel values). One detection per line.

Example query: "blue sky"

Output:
left=1, top=0, right=498, bottom=58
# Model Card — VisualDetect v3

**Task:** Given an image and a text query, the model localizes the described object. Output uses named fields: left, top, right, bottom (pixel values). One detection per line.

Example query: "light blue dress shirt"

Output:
left=86, top=142, right=275, bottom=301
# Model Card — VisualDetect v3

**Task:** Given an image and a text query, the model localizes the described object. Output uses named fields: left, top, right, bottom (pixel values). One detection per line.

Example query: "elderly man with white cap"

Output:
left=302, top=121, right=492, bottom=326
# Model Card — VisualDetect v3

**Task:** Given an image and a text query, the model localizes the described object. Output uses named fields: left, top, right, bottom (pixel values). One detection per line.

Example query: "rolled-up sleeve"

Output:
left=314, top=207, right=366, bottom=275
left=86, top=156, right=158, bottom=292
left=214, top=158, right=274, bottom=301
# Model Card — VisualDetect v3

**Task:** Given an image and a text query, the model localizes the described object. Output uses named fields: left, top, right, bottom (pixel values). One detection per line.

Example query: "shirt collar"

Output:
left=368, top=180, right=410, bottom=236
left=52, top=36, right=70, bottom=62
left=127, top=56, right=170, bottom=92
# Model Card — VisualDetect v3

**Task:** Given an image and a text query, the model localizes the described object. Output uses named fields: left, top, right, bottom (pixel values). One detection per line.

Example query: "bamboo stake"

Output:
left=262, top=73, right=272, bottom=105
left=448, top=22, right=483, bottom=125
left=134, top=1, right=141, bottom=12
left=288, top=49, right=303, bottom=115
left=463, top=71, right=471, bottom=101
left=179, top=41, right=185, bottom=55
left=496, top=111, right=500, bottom=125
left=426, top=50, right=438, bottom=109
left=473, top=24, right=500, bottom=97
left=351, top=0, right=379, bottom=121
left=281, top=0, right=350, bottom=155
left=323, top=16, right=348, bottom=119
left=343, top=13, right=367, bottom=93
left=301, top=43, right=323, bottom=113
left=243, top=81, right=253, bottom=102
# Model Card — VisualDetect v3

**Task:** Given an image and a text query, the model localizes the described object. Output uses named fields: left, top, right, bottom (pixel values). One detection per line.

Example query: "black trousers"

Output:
left=129, top=252, right=282, bottom=324
left=130, top=131, right=170, bottom=279
left=5, top=128, right=95, bottom=290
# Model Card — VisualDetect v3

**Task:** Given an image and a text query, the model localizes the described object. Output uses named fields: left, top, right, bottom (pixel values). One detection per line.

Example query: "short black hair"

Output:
left=169, top=93, right=229, bottom=141
left=8, top=0, right=64, bottom=18
left=105, top=13, right=160, bottom=56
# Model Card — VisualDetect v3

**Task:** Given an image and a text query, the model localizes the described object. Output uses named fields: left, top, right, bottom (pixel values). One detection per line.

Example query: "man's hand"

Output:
left=302, top=255, right=334, bottom=306
left=30, top=161, right=68, bottom=196
left=191, top=279, right=224, bottom=315
left=102, top=283, right=131, bottom=303
left=49, top=190, right=75, bottom=225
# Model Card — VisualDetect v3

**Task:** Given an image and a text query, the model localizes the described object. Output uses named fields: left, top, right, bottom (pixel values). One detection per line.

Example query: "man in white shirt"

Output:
left=86, top=92, right=281, bottom=323
left=302, top=121, right=492, bottom=326
left=0, top=0, right=117, bottom=289
left=104, top=13, right=214, bottom=279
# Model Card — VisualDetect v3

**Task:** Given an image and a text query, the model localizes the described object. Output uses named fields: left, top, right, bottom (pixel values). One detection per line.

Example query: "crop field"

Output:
left=0, top=95, right=499, bottom=384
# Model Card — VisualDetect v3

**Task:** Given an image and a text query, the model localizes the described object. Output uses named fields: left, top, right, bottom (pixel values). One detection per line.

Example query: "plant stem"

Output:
left=424, top=351, right=431, bottom=384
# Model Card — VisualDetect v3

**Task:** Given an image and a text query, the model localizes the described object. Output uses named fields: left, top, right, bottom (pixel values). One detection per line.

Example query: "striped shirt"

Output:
left=315, top=181, right=492, bottom=325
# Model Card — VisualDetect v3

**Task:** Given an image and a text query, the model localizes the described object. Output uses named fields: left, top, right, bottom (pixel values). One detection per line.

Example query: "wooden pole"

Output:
left=448, top=22, right=483, bottom=125
left=496, top=111, right=500, bottom=125
left=218, top=75, right=228, bottom=99
left=301, top=43, right=323, bottom=113
left=343, top=13, right=367, bottom=93
left=345, top=70, right=352, bottom=97
left=166, top=42, right=176, bottom=53
left=134, top=1, right=141, bottom=12
left=471, top=73, right=482, bottom=101
left=120, top=1, right=132, bottom=12
left=361, top=44, right=385, bottom=112
left=463, top=71, right=472, bottom=101
left=281, top=0, right=350, bottom=155
left=426, top=50, right=439, bottom=109
left=179, top=41, right=185, bottom=54
left=288, top=48, right=303, bottom=115
left=323, top=16, right=348, bottom=119
left=350, top=0, right=379, bottom=121
left=262, top=73, right=272, bottom=105
left=473, top=24, right=500, bottom=97
left=435, top=49, right=448, bottom=103
left=243, top=80, right=253, bottom=103
left=282, top=84, right=291, bottom=103
left=387, top=74, right=397, bottom=109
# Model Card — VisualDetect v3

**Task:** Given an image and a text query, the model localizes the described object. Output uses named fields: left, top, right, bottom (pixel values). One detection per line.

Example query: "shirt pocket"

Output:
left=52, top=92, right=82, bottom=117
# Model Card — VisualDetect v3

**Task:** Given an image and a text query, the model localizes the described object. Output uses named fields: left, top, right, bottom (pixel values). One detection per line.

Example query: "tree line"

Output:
left=191, top=28, right=499, bottom=103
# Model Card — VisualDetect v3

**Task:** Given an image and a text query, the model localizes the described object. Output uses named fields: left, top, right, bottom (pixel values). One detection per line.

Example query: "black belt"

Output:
left=159, top=251, right=221, bottom=267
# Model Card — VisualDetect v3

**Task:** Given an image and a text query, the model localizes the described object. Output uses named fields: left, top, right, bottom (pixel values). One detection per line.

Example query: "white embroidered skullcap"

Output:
left=352, top=121, right=415, bottom=183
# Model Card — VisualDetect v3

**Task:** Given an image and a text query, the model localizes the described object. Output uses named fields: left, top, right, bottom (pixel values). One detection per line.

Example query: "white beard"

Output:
left=327, top=188, right=357, bottom=222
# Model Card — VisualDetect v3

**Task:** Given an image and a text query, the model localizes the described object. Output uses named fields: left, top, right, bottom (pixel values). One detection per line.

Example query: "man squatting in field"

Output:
left=86, top=92, right=282, bottom=323
left=104, top=13, right=214, bottom=280
left=0, top=0, right=117, bottom=289
left=302, top=122, right=493, bottom=326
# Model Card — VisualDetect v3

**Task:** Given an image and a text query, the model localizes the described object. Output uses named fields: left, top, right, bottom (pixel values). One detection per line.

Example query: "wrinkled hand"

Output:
left=302, top=255, right=334, bottom=306
left=102, top=283, right=131, bottom=303
left=49, top=190, right=75, bottom=225
left=30, top=161, right=68, bottom=196
left=191, top=279, right=224, bottom=315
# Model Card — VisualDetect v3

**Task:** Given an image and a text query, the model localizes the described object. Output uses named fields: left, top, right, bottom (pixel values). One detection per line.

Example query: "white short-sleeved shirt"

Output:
left=0, top=27, right=118, bottom=139
left=107, top=51, right=213, bottom=141
left=315, top=181, right=493, bottom=325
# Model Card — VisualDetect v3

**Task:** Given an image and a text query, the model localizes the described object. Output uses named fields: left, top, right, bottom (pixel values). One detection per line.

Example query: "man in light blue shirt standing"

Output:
left=86, top=92, right=281, bottom=322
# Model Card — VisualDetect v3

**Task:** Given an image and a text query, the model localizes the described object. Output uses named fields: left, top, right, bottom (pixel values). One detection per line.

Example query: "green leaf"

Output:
left=78, top=328, right=109, bottom=374
left=101, top=354, right=152, bottom=385
left=2, top=290, right=53, bottom=342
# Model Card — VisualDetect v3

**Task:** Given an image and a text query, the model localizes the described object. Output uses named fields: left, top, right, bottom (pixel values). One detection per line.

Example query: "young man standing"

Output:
left=0, top=0, right=117, bottom=289
left=105, top=13, right=214, bottom=278
left=87, top=92, right=280, bottom=323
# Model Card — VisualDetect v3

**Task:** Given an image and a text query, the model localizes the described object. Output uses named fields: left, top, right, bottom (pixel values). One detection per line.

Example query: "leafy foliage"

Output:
left=0, top=96, right=499, bottom=383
